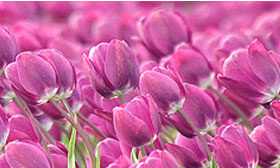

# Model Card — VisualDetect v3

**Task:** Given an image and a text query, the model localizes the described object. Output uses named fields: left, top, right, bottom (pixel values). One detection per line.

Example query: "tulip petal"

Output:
left=6, top=141, right=51, bottom=168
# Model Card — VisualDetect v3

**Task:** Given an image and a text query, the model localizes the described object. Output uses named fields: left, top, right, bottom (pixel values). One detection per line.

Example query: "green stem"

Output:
left=77, top=113, right=107, bottom=139
left=139, top=146, right=147, bottom=157
left=161, top=127, right=175, bottom=143
left=42, top=138, right=55, bottom=168
left=50, top=99, right=96, bottom=168
left=119, top=94, right=125, bottom=104
left=208, top=85, right=253, bottom=129
left=177, top=109, right=212, bottom=159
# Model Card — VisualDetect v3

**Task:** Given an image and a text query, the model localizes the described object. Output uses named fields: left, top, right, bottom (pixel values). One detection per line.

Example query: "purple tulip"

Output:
left=95, top=138, right=123, bottom=168
left=137, top=9, right=191, bottom=58
left=212, top=124, right=259, bottom=168
left=139, top=65, right=185, bottom=114
left=5, top=49, right=76, bottom=104
left=113, top=95, right=161, bottom=147
left=83, top=39, right=139, bottom=98
left=161, top=43, right=212, bottom=87
left=130, top=150, right=179, bottom=168
left=0, top=26, right=16, bottom=71
left=166, top=134, right=212, bottom=167
left=250, top=116, right=280, bottom=167
left=7, top=115, right=39, bottom=143
left=218, top=39, right=280, bottom=104
left=3, top=140, right=51, bottom=168
left=167, top=84, right=217, bottom=137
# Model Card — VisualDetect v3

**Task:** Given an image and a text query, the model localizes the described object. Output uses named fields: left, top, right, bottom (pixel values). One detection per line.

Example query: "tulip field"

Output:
left=1, top=1, right=280, bottom=168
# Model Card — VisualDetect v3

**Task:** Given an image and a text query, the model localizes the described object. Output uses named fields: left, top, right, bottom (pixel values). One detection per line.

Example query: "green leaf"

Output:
left=130, top=147, right=138, bottom=163
left=211, top=154, right=217, bottom=168
left=68, top=114, right=77, bottom=168
left=96, top=144, right=101, bottom=168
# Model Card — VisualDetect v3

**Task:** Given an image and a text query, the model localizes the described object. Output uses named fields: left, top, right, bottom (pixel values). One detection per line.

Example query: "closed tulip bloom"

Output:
left=96, top=138, right=123, bottom=168
left=137, top=9, right=191, bottom=58
left=218, top=39, right=280, bottom=104
left=5, top=49, right=75, bottom=104
left=0, top=26, right=16, bottom=71
left=250, top=116, right=280, bottom=167
left=139, top=65, right=185, bottom=114
left=113, top=95, right=161, bottom=147
left=129, top=150, right=179, bottom=168
left=167, top=84, right=217, bottom=137
left=161, top=43, right=212, bottom=88
left=83, top=39, right=139, bottom=98
left=212, top=124, right=259, bottom=168
left=166, top=134, right=211, bottom=168
left=3, top=141, right=51, bottom=168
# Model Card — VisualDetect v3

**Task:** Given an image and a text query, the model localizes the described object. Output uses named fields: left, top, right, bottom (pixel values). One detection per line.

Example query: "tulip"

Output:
left=7, top=115, right=39, bottom=143
left=137, top=9, right=191, bottom=58
left=218, top=39, right=280, bottom=104
left=212, top=124, right=259, bottom=168
left=5, top=49, right=76, bottom=104
left=3, top=141, right=51, bottom=168
left=166, top=84, right=217, bottom=137
left=113, top=95, right=161, bottom=147
left=161, top=43, right=212, bottom=88
left=83, top=39, right=139, bottom=98
left=139, top=65, right=185, bottom=114
left=95, top=138, right=123, bottom=168
left=0, top=26, right=16, bottom=71
left=166, top=134, right=211, bottom=167
left=129, top=150, right=179, bottom=168
left=250, top=116, right=280, bottom=167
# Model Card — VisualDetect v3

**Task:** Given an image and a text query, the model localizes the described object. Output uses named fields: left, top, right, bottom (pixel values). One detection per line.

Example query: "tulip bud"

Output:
left=161, top=43, right=212, bottom=88
left=165, top=84, right=217, bottom=137
left=212, top=124, right=259, bottom=168
left=113, top=95, right=161, bottom=147
left=218, top=39, right=280, bottom=104
left=83, top=39, right=139, bottom=98
left=0, top=26, right=16, bottom=71
left=139, top=65, right=185, bottom=114
left=250, top=116, right=280, bottom=167
left=166, top=133, right=211, bottom=167
left=137, top=9, right=191, bottom=58
left=5, top=49, right=76, bottom=104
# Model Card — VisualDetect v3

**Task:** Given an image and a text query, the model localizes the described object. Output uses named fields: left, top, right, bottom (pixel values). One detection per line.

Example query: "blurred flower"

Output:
left=137, top=9, right=191, bottom=59
left=0, top=26, right=16, bottom=71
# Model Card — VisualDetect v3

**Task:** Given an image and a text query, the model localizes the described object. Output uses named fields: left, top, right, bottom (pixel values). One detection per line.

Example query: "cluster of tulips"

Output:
left=2, top=1, right=280, bottom=168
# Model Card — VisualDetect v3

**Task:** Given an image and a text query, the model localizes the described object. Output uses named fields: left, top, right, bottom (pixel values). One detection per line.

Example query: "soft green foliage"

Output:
left=68, top=114, right=77, bottom=168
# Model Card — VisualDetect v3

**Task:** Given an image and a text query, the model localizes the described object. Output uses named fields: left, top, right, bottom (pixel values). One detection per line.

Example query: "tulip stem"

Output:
left=207, top=85, right=253, bottom=129
left=50, top=99, right=96, bottom=168
left=119, top=94, right=126, bottom=104
left=13, top=96, right=55, bottom=168
left=77, top=113, right=107, bottom=139
left=177, top=109, right=212, bottom=159
left=12, top=96, right=55, bottom=144
left=139, top=146, right=147, bottom=157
